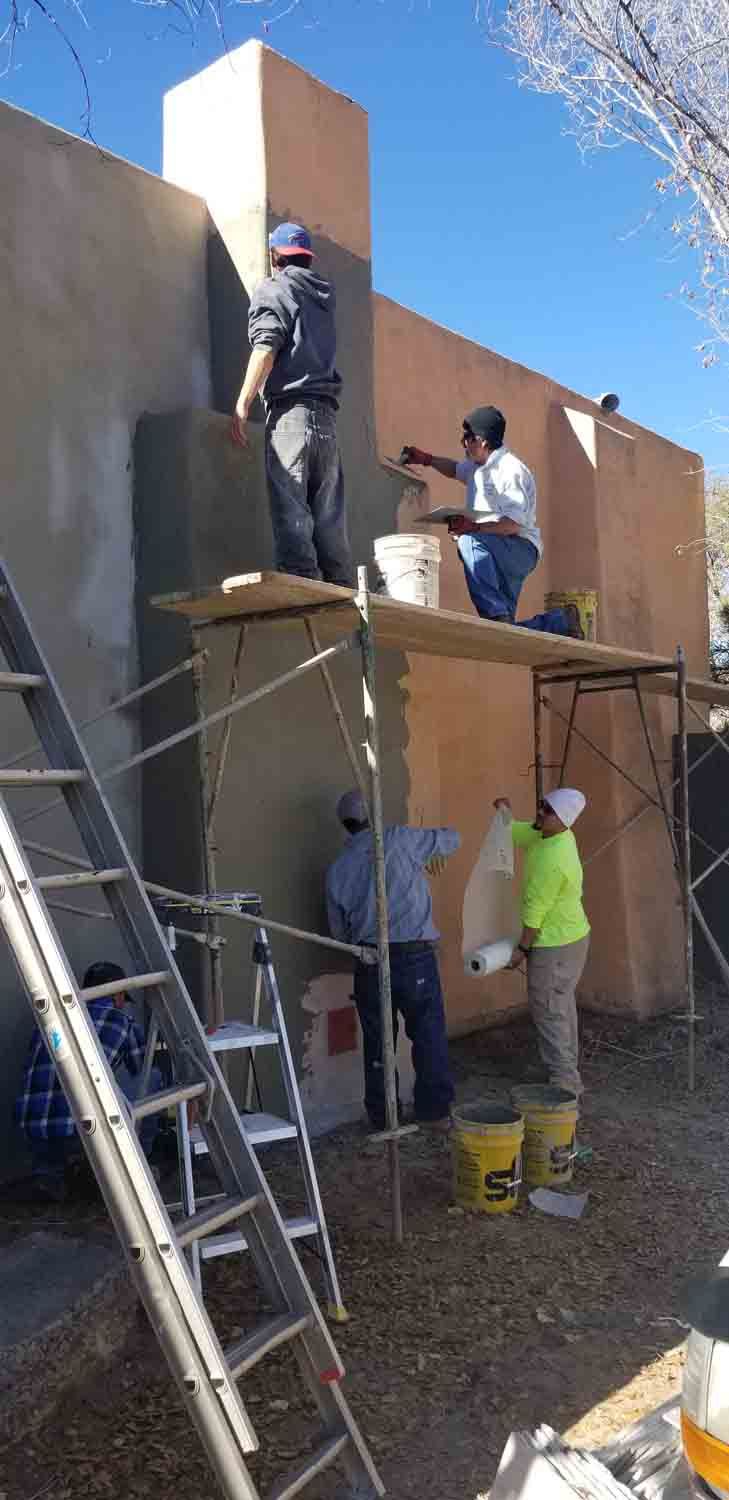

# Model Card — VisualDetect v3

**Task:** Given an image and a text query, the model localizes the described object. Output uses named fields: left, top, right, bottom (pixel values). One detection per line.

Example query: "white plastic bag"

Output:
left=462, top=808, right=521, bottom=964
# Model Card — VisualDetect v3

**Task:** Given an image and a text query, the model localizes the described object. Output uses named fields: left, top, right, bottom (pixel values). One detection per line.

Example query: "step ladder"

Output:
left=153, top=890, right=347, bottom=1320
left=0, top=557, right=383, bottom=1500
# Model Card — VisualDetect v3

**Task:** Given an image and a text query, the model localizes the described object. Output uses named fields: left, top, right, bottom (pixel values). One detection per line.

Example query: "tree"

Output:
left=488, top=0, right=729, bottom=362
left=704, top=478, right=729, bottom=685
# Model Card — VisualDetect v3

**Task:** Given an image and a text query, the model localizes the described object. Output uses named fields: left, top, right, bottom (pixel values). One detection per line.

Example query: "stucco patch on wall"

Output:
left=300, top=973, right=414, bottom=1135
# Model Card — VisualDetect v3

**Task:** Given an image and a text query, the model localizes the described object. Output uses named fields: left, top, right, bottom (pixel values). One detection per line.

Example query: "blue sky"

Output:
left=2, top=0, right=726, bottom=478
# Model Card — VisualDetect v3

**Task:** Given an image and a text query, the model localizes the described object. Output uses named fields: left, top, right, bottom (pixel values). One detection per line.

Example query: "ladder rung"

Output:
left=227, top=1312, right=313, bottom=1380
left=176, top=1192, right=261, bottom=1248
left=267, top=1432, right=350, bottom=1500
left=206, top=1022, right=279, bottom=1052
left=37, top=867, right=128, bottom=891
left=0, top=769, right=86, bottom=786
left=0, top=671, right=45, bottom=691
left=79, top=970, right=171, bottom=1001
left=200, top=1216, right=318, bottom=1261
left=191, top=1112, right=297, bottom=1155
left=132, top=1079, right=207, bottom=1122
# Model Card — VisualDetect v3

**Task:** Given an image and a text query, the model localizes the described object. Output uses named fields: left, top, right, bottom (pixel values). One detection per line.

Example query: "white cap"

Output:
left=543, top=788, right=586, bottom=829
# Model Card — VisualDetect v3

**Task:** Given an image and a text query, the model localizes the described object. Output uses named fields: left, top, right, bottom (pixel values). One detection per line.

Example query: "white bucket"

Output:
left=373, top=534, right=441, bottom=609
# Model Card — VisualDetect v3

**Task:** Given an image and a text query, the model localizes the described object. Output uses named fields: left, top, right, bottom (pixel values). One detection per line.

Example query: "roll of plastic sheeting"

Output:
left=464, top=939, right=514, bottom=977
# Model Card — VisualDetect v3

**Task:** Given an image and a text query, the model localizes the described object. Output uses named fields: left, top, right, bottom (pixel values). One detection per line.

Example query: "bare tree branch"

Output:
left=487, top=0, right=729, bottom=356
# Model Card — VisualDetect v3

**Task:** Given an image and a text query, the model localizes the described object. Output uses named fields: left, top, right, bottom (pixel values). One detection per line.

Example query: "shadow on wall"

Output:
left=207, top=228, right=251, bottom=417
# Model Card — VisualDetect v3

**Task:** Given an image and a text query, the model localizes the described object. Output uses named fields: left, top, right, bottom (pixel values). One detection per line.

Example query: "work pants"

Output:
left=353, top=945, right=454, bottom=1129
left=526, top=936, right=590, bottom=1097
left=456, top=533, right=570, bottom=633
left=265, top=399, right=354, bottom=586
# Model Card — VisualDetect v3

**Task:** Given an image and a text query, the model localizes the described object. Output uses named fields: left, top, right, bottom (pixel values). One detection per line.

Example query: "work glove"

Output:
left=425, top=854, right=448, bottom=877
left=447, top=515, right=479, bottom=537
left=399, top=445, right=433, bottom=467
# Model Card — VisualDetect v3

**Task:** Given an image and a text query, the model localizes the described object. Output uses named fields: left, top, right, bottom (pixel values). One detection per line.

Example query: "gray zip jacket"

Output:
left=248, top=266, right=342, bottom=408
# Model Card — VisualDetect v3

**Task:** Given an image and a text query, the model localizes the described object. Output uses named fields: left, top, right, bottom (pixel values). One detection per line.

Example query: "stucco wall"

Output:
left=373, top=295, right=707, bottom=1024
left=0, top=99, right=211, bottom=1176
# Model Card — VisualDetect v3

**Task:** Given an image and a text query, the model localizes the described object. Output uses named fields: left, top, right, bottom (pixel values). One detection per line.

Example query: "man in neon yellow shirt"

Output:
left=494, top=788, right=590, bottom=1097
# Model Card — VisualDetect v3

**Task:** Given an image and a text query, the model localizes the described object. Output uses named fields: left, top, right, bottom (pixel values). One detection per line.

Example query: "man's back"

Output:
left=248, top=265, right=342, bottom=406
left=326, top=825, right=460, bottom=946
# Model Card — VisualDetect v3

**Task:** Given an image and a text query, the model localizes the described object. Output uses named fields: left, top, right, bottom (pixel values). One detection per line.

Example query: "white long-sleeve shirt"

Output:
left=456, top=446, right=542, bottom=557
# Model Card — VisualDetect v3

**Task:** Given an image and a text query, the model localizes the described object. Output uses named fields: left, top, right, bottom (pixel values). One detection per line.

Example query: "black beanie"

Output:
left=463, top=405, right=506, bottom=447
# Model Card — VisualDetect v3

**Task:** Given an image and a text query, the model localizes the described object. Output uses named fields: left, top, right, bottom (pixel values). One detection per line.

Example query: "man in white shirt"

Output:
left=402, top=405, right=582, bottom=636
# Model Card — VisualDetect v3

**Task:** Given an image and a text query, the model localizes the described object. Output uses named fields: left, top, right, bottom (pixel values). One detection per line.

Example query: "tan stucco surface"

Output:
left=373, top=295, right=707, bottom=1024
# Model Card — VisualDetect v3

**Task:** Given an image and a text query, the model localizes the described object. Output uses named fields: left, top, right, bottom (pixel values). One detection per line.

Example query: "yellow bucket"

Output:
left=545, top=589, right=599, bottom=642
left=452, top=1101, right=524, bottom=1214
left=511, top=1085, right=578, bottom=1187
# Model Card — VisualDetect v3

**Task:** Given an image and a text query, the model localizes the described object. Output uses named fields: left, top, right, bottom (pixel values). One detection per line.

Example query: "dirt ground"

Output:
left=3, top=993, right=729, bottom=1500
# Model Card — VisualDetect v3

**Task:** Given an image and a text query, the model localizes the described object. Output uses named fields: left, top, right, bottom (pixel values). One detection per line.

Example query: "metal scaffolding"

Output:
left=533, top=651, right=729, bottom=1092
left=15, top=568, right=729, bottom=1241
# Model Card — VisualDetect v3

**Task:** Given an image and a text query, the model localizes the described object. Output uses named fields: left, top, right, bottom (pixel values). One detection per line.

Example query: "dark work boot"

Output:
left=564, top=603, right=585, bottom=640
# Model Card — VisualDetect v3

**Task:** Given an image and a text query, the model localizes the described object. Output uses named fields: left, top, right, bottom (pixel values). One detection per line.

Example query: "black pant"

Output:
left=353, top=946, right=454, bottom=1129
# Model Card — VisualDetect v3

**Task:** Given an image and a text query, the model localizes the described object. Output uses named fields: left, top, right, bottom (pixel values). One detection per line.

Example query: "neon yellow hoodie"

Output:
left=511, top=821, right=590, bottom=949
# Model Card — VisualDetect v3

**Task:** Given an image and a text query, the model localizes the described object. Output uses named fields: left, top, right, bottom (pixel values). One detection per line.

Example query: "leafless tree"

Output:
left=487, top=0, right=729, bottom=361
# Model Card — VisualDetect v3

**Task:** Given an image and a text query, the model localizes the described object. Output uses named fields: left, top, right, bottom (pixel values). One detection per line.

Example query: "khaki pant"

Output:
left=527, top=935, right=590, bottom=1097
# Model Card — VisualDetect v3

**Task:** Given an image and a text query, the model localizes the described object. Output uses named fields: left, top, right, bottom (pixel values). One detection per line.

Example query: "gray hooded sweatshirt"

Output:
left=248, top=265, right=342, bottom=409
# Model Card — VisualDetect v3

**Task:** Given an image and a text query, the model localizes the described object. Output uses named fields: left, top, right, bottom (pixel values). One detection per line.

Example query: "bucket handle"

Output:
left=379, top=564, right=431, bottom=582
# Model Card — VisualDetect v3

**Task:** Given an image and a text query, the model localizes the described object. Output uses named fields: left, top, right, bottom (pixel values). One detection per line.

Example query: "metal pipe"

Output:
left=633, top=678, right=679, bottom=863
left=584, top=734, right=724, bottom=868
left=537, top=662, right=675, bottom=686
left=37, top=868, right=127, bottom=890
left=24, top=841, right=93, bottom=870
left=356, top=565, right=402, bottom=1246
left=143, top=879, right=368, bottom=961
left=532, top=671, right=544, bottom=815
left=46, top=900, right=113, bottom=921
left=543, top=691, right=726, bottom=872
left=558, top=683, right=580, bottom=788
left=304, top=616, right=371, bottom=815
left=206, top=625, right=246, bottom=837
left=1, top=651, right=206, bottom=770
left=18, top=634, right=357, bottom=828
left=677, top=647, right=696, bottom=1092
left=190, top=631, right=219, bottom=1028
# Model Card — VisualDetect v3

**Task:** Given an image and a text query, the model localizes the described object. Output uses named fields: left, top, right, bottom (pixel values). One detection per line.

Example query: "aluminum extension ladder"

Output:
left=153, top=890, right=347, bottom=1320
left=0, top=557, right=383, bottom=1500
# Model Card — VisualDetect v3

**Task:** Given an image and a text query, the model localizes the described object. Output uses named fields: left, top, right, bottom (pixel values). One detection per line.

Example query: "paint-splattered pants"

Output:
left=526, top=935, right=590, bottom=1097
left=265, top=399, right=354, bottom=585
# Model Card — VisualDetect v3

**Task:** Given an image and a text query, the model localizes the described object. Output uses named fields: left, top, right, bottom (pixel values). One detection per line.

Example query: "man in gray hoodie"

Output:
left=231, top=222, right=354, bottom=587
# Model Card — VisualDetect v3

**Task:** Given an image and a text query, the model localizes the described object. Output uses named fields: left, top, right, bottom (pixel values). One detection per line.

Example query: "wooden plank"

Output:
left=153, top=572, right=354, bottom=622
left=151, top=571, right=729, bottom=708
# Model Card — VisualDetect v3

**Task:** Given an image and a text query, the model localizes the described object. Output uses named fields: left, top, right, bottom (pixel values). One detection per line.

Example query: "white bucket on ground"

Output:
left=374, top=534, right=441, bottom=608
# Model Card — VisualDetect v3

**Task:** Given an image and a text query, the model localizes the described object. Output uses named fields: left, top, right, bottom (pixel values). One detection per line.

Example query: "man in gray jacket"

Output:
left=231, top=222, right=354, bottom=586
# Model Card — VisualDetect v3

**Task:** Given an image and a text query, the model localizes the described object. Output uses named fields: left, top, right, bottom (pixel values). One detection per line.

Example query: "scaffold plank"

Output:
left=151, top=571, right=728, bottom=708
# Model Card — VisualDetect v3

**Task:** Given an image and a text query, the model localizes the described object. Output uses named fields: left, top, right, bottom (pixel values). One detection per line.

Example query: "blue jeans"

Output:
left=265, top=400, right=354, bottom=585
left=353, top=946, right=454, bottom=1127
left=30, top=1066, right=163, bottom=1183
left=457, top=533, right=570, bottom=633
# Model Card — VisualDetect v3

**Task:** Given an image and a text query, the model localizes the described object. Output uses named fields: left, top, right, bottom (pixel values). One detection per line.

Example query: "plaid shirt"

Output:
left=14, top=999, right=145, bottom=1140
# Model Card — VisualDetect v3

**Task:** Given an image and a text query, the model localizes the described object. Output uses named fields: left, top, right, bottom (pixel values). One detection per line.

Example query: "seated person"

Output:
left=14, top=960, right=163, bottom=1202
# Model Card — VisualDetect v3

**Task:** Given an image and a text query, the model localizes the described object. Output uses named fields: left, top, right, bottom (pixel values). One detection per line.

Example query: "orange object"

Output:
left=682, top=1409, right=729, bottom=1491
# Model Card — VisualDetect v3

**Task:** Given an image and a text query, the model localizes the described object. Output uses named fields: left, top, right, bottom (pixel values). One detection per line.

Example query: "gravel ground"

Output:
left=3, top=992, right=728, bottom=1500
